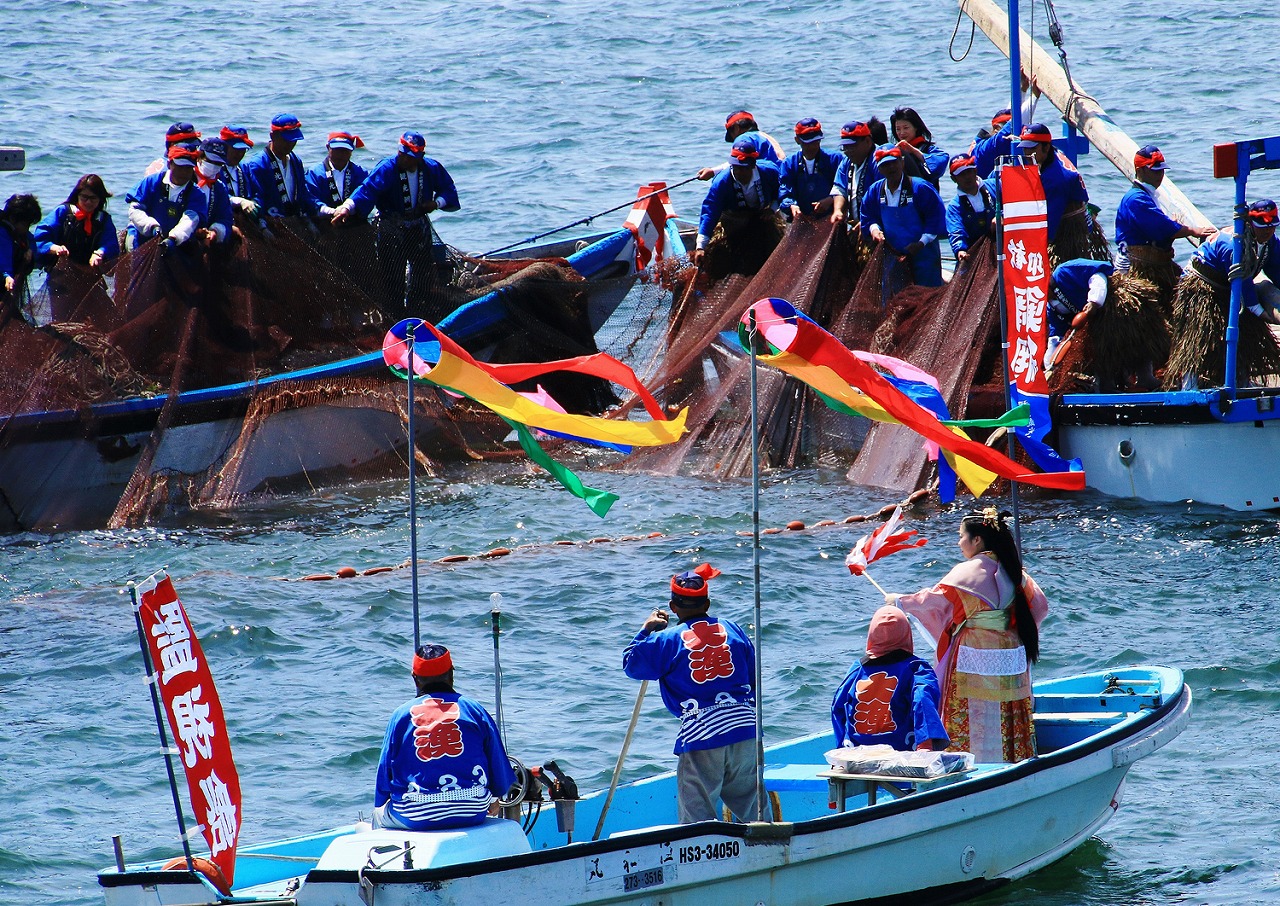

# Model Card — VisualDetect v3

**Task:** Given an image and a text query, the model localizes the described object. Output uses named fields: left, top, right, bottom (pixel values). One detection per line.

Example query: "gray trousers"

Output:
left=676, top=738, right=758, bottom=824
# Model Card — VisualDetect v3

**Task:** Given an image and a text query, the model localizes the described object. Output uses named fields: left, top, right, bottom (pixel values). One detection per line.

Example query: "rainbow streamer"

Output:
left=383, top=319, right=686, bottom=516
left=739, top=298, right=1085, bottom=496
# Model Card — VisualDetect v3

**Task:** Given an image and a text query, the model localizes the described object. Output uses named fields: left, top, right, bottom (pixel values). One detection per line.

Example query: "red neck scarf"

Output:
left=71, top=205, right=93, bottom=235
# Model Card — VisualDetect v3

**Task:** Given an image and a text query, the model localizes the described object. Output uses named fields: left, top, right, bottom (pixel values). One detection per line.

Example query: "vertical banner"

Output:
left=998, top=164, right=1081, bottom=476
left=136, top=573, right=241, bottom=890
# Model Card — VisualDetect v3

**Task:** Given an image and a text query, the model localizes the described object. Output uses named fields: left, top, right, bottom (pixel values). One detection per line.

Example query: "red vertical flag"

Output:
left=1000, top=164, right=1052, bottom=399
left=136, top=573, right=242, bottom=890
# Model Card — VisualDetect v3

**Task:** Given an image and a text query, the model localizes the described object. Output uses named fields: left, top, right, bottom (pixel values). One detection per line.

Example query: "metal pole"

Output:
left=490, top=592, right=506, bottom=746
left=129, top=582, right=195, bottom=873
left=1009, top=0, right=1024, bottom=137
left=992, top=170, right=1024, bottom=552
left=406, top=322, right=421, bottom=652
left=748, top=310, right=765, bottom=822
left=1225, top=146, right=1249, bottom=397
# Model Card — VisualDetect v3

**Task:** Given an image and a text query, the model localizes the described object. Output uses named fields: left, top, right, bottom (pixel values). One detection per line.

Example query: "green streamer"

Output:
left=502, top=417, right=619, bottom=518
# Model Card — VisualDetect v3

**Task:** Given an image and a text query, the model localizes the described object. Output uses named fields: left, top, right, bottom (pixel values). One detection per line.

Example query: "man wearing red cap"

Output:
left=305, top=132, right=370, bottom=218
left=694, top=137, right=782, bottom=277
left=373, top=643, right=516, bottom=831
left=1115, top=144, right=1216, bottom=280
left=830, top=120, right=877, bottom=227
left=623, top=564, right=759, bottom=824
left=1165, top=200, right=1280, bottom=389
left=860, top=145, right=947, bottom=287
left=1017, top=123, right=1088, bottom=249
left=778, top=118, right=841, bottom=220
left=696, top=110, right=784, bottom=182
left=944, top=154, right=996, bottom=267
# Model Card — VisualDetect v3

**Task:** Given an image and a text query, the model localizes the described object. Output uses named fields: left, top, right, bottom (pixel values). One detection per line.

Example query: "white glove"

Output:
left=167, top=211, right=200, bottom=246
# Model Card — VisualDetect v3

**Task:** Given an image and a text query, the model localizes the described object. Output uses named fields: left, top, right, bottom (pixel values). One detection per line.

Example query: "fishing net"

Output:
left=1163, top=269, right=1280, bottom=390
left=0, top=210, right=624, bottom=531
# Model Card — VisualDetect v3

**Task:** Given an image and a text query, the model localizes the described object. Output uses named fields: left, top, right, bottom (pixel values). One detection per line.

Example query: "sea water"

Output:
left=3, top=1, right=1280, bottom=904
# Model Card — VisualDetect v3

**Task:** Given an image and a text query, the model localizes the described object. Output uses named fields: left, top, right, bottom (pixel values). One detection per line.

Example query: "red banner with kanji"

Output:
left=1001, top=164, right=1051, bottom=398
left=136, top=573, right=241, bottom=888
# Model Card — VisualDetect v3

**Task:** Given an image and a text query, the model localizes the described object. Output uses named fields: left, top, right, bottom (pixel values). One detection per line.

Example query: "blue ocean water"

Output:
left=3, top=1, right=1280, bottom=904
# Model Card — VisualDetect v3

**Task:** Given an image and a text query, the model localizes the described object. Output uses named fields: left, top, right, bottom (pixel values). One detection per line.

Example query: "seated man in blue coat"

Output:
left=860, top=145, right=947, bottom=288
left=374, top=644, right=516, bottom=831
left=694, top=137, right=782, bottom=278
left=778, top=118, right=842, bottom=220
left=244, top=113, right=321, bottom=222
left=332, top=130, right=460, bottom=315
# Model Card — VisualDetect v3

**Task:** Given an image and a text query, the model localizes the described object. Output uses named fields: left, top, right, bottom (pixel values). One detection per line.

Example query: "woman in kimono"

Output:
left=886, top=509, right=1048, bottom=763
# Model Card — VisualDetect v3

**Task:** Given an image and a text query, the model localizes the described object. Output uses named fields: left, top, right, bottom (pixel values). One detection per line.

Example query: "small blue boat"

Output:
left=98, top=665, right=1190, bottom=906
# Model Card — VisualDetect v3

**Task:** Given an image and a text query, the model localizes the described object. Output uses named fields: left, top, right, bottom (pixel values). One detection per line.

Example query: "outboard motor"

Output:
left=536, top=760, right=581, bottom=841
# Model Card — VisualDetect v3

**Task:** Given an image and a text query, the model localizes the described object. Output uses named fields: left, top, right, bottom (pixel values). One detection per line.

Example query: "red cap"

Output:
left=412, top=645, right=453, bottom=677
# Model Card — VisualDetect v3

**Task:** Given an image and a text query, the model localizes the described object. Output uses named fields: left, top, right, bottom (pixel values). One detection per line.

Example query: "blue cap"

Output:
left=729, top=136, right=759, bottom=167
left=1248, top=199, right=1278, bottom=227
left=270, top=113, right=304, bottom=142
left=399, top=131, right=427, bottom=158
left=221, top=124, right=252, bottom=150
left=198, top=138, right=229, bottom=166
left=794, top=117, right=823, bottom=144
left=1134, top=144, right=1168, bottom=171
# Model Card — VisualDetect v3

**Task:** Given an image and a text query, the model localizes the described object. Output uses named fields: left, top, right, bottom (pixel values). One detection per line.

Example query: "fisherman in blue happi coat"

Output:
left=1048, top=258, right=1113, bottom=341
left=944, top=153, right=996, bottom=267
left=1017, top=123, right=1089, bottom=248
left=1115, top=145, right=1215, bottom=274
left=830, top=120, right=877, bottom=227
left=694, top=137, right=782, bottom=277
left=831, top=606, right=948, bottom=752
left=332, top=130, right=460, bottom=314
left=143, top=122, right=201, bottom=179
left=624, top=564, right=758, bottom=824
left=778, top=118, right=842, bottom=220
left=306, top=131, right=370, bottom=217
left=216, top=125, right=258, bottom=217
left=696, top=110, right=784, bottom=182
left=244, top=113, right=321, bottom=221
left=861, top=145, right=947, bottom=288
left=127, top=139, right=232, bottom=251
left=1165, top=200, right=1280, bottom=389
left=374, top=644, right=516, bottom=831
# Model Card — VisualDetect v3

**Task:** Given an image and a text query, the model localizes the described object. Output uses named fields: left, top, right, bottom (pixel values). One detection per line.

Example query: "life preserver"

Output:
left=162, top=856, right=231, bottom=895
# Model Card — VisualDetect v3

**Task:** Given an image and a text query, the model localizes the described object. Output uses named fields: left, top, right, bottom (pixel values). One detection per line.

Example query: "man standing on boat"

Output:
left=693, top=137, right=782, bottom=278
left=623, top=564, right=759, bottom=824
left=944, top=153, right=996, bottom=268
left=332, top=130, right=460, bottom=317
left=373, top=644, right=516, bottom=831
left=244, top=114, right=322, bottom=222
left=860, top=145, right=947, bottom=287
left=778, top=118, right=841, bottom=220
left=830, top=120, right=876, bottom=227
left=306, top=132, right=369, bottom=218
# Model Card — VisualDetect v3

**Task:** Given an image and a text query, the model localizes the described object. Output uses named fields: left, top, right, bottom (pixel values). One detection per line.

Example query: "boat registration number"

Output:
left=678, top=841, right=740, bottom=864
left=622, top=866, right=665, bottom=892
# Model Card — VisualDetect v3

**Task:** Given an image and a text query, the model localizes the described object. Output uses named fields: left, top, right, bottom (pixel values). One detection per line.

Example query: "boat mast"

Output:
left=748, top=309, right=766, bottom=821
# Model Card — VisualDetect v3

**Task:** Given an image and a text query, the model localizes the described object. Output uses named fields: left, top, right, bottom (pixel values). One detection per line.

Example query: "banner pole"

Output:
left=129, top=580, right=195, bottom=872
left=992, top=167, right=1024, bottom=553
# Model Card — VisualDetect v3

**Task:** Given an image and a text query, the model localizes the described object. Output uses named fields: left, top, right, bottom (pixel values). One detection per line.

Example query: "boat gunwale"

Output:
left=293, top=674, right=1190, bottom=888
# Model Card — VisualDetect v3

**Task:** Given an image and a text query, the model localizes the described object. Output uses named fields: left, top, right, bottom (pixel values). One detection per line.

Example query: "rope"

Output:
left=949, top=1, right=976, bottom=62
left=478, top=175, right=702, bottom=258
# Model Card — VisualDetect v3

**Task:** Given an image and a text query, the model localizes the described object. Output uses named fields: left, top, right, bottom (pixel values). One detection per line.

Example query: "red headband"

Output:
left=795, top=122, right=822, bottom=138
left=1250, top=206, right=1279, bottom=225
left=874, top=147, right=902, bottom=162
left=725, top=111, right=754, bottom=130
left=166, top=130, right=200, bottom=145
left=949, top=155, right=976, bottom=174
left=168, top=146, right=200, bottom=161
left=671, top=563, right=722, bottom=598
left=412, top=648, right=453, bottom=677
left=841, top=123, right=871, bottom=140
left=991, top=112, right=1012, bottom=129
left=730, top=147, right=758, bottom=164
left=399, top=137, right=425, bottom=154
left=328, top=132, right=366, bottom=149
left=1134, top=150, right=1165, bottom=169
left=271, top=119, right=302, bottom=133
left=1019, top=129, right=1052, bottom=144
left=219, top=127, right=253, bottom=147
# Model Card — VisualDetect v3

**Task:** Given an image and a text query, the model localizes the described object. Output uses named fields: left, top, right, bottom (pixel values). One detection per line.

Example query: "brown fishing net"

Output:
left=1164, top=270, right=1280, bottom=389
left=0, top=211, right=625, bottom=531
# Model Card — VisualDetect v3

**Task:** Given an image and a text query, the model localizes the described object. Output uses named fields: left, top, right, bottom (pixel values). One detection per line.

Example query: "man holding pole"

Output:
left=373, top=644, right=515, bottom=831
left=622, top=564, right=758, bottom=824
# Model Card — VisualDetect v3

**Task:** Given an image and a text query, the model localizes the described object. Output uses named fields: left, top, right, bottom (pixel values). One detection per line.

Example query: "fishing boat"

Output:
left=97, top=665, right=1191, bottom=905
left=0, top=189, right=688, bottom=532
left=959, top=0, right=1280, bottom=510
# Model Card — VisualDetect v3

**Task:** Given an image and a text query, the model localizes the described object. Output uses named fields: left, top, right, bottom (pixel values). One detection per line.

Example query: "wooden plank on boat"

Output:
left=959, top=0, right=1215, bottom=230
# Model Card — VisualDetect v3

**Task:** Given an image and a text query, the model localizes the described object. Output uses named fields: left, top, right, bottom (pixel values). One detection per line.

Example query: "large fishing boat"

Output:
left=97, top=665, right=1190, bottom=906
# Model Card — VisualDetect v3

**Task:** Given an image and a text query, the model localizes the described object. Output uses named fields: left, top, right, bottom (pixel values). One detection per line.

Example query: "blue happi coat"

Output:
left=945, top=181, right=997, bottom=256
left=623, top=614, right=757, bottom=754
left=833, top=155, right=876, bottom=221
left=779, top=149, right=842, bottom=215
left=305, top=160, right=371, bottom=209
left=697, top=162, right=781, bottom=242
left=1191, top=230, right=1280, bottom=312
left=1050, top=258, right=1113, bottom=337
left=345, top=157, right=460, bottom=219
left=1037, top=154, right=1089, bottom=242
left=33, top=204, right=120, bottom=267
left=1115, top=183, right=1183, bottom=263
left=126, top=173, right=234, bottom=244
left=244, top=149, right=321, bottom=218
left=375, top=691, right=515, bottom=831
left=830, top=650, right=948, bottom=752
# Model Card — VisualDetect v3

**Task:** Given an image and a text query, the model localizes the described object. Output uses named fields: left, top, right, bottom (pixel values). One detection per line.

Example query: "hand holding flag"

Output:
left=845, top=506, right=927, bottom=595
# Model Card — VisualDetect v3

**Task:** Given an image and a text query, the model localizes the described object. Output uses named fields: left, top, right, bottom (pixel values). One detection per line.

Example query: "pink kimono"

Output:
left=895, top=552, right=1048, bottom=763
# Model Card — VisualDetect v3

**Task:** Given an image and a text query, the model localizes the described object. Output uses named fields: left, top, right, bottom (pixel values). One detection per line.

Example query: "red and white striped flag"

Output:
left=845, top=506, right=927, bottom=575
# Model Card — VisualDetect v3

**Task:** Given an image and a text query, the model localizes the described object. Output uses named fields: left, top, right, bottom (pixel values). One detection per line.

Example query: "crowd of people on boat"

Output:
left=688, top=104, right=1280, bottom=392
left=374, top=510, right=1041, bottom=830
left=0, top=114, right=462, bottom=325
